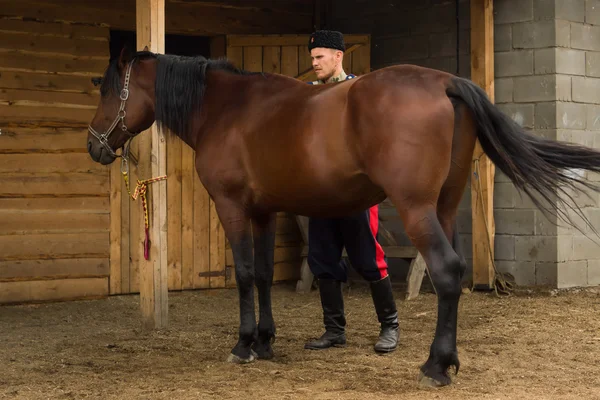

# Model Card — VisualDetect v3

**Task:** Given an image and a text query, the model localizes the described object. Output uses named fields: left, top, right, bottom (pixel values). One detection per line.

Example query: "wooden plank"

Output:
left=0, top=18, right=109, bottom=40
left=0, top=71, right=98, bottom=93
left=137, top=0, right=168, bottom=330
left=167, top=134, right=182, bottom=291
left=0, top=104, right=96, bottom=127
left=128, top=137, right=142, bottom=293
left=0, top=211, right=108, bottom=235
left=0, top=153, right=106, bottom=173
left=180, top=144, right=195, bottom=290
left=262, top=46, right=281, bottom=74
left=273, top=262, right=299, bottom=282
left=227, top=34, right=370, bottom=47
left=0, top=197, right=109, bottom=212
left=0, top=0, right=311, bottom=36
left=0, top=31, right=109, bottom=58
left=0, top=1, right=137, bottom=34
left=0, top=232, right=109, bottom=261
left=0, top=88, right=99, bottom=107
left=193, top=174, right=210, bottom=289
left=405, top=254, right=428, bottom=300
left=243, top=46, right=262, bottom=72
left=169, top=0, right=313, bottom=16
left=0, top=127, right=88, bottom=152
left=275, top=232, right=303, bottom=247
left=351, top=37, right=370, bottom=76
left=0, top=277, right=108, bottom=304
left=281, top=45, right=299, bottom=77
left=470, top=0, right=495, bottom=290
left=297, top=44, right=316, bottom=82
left=0, top=71, right=100, bottom=94
left=120, top=162, right=131, bottom=294
left=0, top=172, right=109, bottom=196
left=0, top=51, right=108, bottom=76
left=226, top=44, right=243, bottom=69
left=164, top=3, right=311, bottom=35
left=0, top=258, right=109, bottom=281
left=110, top=159, right=123, bottom=294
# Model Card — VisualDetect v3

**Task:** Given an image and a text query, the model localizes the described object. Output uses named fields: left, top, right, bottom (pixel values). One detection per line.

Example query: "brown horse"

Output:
left=87, top=46, right=600, bottom=387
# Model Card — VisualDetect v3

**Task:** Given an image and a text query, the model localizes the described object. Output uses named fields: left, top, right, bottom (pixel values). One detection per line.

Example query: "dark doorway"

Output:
left=108, top=30, right=212, bottom=61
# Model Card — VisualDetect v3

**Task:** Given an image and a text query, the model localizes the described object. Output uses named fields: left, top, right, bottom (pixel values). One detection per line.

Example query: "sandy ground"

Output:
left=1, top=282, right=599, bottom=400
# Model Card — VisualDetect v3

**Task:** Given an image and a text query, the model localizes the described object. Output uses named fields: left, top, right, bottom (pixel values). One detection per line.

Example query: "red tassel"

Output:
left=143, top=226, right=150, bottom=260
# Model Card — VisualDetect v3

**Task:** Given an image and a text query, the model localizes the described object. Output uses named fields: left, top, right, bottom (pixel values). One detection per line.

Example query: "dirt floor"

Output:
left=1, top=281, right=599, bottom=400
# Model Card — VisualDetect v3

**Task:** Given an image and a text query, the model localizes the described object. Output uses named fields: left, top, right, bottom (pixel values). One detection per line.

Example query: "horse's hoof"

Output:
left=226, top=349, right=257, bottom=364
left=417, top=371, right=448, bottom=388
left=252, top=346, right=274, bottom=360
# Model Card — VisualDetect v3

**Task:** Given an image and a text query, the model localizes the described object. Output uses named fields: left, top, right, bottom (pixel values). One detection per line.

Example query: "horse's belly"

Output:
left=253, top=174, right=386, bottom=218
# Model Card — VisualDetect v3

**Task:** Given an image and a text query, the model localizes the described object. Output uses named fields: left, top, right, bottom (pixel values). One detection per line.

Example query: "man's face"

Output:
left=310, top=47, right=342, bottom=81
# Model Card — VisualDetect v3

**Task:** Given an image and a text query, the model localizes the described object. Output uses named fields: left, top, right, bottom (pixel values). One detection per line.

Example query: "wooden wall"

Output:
left=0, top=0, right=314, bottom=36
left=0, top=18, right=111, bottom=303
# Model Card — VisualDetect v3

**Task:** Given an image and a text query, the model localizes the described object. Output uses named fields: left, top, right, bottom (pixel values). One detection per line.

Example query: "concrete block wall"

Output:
left=487, top=0, right=600, bottom=288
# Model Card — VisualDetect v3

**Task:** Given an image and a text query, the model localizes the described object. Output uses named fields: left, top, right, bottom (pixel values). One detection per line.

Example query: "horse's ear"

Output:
left=118, top=45, right=133, bottom=70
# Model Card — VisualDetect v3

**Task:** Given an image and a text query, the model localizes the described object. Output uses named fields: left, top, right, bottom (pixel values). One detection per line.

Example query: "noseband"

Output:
left=88, top=58, right=139, bottom=159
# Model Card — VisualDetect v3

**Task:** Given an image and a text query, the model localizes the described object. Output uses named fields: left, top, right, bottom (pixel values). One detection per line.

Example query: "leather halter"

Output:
left=88, top=58, right=139, bottom=159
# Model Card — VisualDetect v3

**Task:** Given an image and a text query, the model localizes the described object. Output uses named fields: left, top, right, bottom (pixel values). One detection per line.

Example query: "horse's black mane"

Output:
left=100, top=50, right=260, bottom=142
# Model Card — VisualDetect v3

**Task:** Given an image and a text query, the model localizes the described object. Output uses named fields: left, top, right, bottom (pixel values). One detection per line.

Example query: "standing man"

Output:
left=303, top=30, right=399, bottom=354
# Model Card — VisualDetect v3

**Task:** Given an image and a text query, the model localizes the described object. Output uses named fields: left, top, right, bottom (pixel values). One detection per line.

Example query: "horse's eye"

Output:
left=91, top=77, right=103, bottom=86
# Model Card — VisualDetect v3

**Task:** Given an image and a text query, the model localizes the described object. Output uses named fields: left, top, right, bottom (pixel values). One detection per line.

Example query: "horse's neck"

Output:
left=191, top=70, right=295, bottom=142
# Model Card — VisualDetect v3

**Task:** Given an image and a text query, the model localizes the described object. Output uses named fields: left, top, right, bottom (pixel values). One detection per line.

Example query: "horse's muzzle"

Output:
left=88, top=139, right=117, bottom=165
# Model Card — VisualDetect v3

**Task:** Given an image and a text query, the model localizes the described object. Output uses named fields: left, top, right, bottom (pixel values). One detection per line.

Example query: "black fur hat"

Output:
left=308, top=30, right=345, bottom=52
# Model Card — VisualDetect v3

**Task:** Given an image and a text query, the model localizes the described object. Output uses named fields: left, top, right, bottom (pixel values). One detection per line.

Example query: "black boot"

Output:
left=369, top=276, right=399, bottom=353
left=304, top=278, right=347, bottom=350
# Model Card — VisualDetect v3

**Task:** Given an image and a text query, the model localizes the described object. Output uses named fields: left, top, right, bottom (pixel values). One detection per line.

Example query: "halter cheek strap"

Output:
left=87, top=58, right=138, bottom=158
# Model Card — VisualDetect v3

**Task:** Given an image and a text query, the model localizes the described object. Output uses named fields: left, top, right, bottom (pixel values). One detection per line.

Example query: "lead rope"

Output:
left=121, top=144, right=167, bottom=260
left=473, top=157, right=515, bottom=297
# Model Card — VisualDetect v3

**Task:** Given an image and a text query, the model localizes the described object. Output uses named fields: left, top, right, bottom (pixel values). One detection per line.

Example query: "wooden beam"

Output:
left=470, top=0, right=495, bottom=290
left=136, top=0, right=168, bottom=329
left=226, top=34, right=370, bottom=47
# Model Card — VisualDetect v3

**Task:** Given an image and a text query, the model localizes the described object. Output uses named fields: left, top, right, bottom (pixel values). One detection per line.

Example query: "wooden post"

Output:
left=136, top=0, right=168, bottom=329
left=470, top=0, right=495, bottom=290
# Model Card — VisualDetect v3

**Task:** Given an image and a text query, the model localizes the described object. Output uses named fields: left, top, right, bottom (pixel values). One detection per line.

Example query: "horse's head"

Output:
left=87, top=46, right=156, bottom=165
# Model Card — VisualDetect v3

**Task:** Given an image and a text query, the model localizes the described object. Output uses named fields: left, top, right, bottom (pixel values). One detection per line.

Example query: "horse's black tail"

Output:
left=446, top=75, right=600, bottom=236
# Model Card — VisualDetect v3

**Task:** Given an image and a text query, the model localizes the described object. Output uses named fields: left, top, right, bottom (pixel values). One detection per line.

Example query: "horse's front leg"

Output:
left=251, top=212, right=277, bottom=359
left=213, top=198, right=257, bottom=363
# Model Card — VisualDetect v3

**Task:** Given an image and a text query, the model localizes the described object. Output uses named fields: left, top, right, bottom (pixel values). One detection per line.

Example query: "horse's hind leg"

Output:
left=395, top=201, right=464, bottom=387
left=212, top=197, right=257, bottom=364
left=251, top=212, right=277, bottom=359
